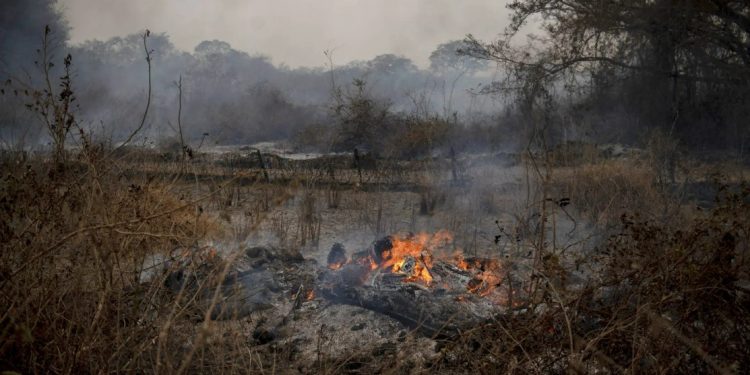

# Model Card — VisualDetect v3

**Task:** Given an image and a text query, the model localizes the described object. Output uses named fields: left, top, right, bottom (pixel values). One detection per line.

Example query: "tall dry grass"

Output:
left=0, top=150, right=280, bottom=373
left=551, top=159, right=661, bottom=226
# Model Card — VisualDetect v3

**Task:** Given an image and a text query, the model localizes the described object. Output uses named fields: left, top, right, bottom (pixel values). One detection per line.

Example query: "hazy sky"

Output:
left=60, top=0, right=511, bottom=68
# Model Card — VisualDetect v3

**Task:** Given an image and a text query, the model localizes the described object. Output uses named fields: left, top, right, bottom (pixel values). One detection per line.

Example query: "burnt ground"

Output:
left=155, top=156, right=594, bottom=372
left=137, top=147, right=748, bottom=372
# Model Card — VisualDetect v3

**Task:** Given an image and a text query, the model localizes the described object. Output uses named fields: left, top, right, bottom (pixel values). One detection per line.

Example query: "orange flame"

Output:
left=375, top=231, right=453, bottom=284
left=328, top=262, right=344, bottom=270
left=327, top=230, right=511, bottom=305
left=453, top=252, right=469, bottom=270
left=467, top=272, right=503, bottom=297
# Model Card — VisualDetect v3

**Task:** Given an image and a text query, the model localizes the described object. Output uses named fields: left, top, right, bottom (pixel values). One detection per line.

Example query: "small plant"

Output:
left=22, top=26, right=78, bottom=165
left=330, top=79, right=391, bottom=154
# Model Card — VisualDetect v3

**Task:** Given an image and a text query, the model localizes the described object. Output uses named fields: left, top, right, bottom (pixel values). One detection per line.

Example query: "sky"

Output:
left=60, top=0, right=511, bottom=68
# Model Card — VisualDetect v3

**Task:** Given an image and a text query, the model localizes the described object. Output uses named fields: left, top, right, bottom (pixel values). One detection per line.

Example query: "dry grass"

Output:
left=1, top=141, right=748, bottom=374
left=429, top=183, right=750, bottom=374
left=0, top=152, right=275, bottom=374
left=551, top=159, right=662, bottom=226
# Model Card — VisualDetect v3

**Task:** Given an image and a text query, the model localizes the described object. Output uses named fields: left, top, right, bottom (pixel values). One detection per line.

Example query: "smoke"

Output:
left=61, top=0, right=509, bottom=68
left=1, top=0, right=69, bottom=75
left=2, top=0, right=511, bottom=149
left=60, top=31, right=502, bottom=147
left=0, top=0, right=70, bottom=145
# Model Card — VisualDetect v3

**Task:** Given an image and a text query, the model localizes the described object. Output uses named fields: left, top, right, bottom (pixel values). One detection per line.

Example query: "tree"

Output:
left=429, top=40, right=489, bottom=116
left=429, top=40, right=487, bottom=74
left=0, top=0, right=69, bottom=146
left=367, top=54, right=418, bottom=75
left=330, top=79, right=391, bottom=153
left=464, top=0, right=750, bottom=148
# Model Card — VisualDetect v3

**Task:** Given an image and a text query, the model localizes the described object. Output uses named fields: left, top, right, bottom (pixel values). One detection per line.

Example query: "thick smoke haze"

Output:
left=61, top=0, right=510, bottom=68
left=1, top=0, right=517, bottom=149
left=7, top=1, right=741, bottom=153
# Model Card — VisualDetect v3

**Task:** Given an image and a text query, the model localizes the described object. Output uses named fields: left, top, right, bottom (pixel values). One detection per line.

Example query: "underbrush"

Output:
left=1, top=146, right=747, bottom=374
left=433, top=185, right=750, bottom=373
left=551, top=159, right=663, bottom=226
left=0, top=154, right=269, bottom=373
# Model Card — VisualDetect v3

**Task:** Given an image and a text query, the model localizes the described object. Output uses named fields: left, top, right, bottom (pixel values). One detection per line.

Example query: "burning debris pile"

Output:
left=140, top=231, right=529, bottom=370
left=158, top=231, right=519, bottom=352
left=318, top=231, right=517, bottom=336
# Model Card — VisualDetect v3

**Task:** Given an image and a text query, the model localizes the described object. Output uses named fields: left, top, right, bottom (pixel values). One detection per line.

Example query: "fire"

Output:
left=453, top=251, right=506, bottom=299
left=464, top=258, right=504, bottom=299
left=326, top=230, right=512, bottom=305
left=374, top=231, right=453, bottom=284
left=392, top=256, right=433, bottom=283
left=467, top=271, right=503, bottom=297
left=328, top=262, right=344, bottom=270
left=327, top=243, right=347, bottom=270
left=453, top=252, right=469, bottom=270
left=305, top=289, right=315, bottom=301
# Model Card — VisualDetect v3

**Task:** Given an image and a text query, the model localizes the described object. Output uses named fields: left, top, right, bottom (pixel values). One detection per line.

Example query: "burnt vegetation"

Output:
left=1, top=0, right=750, bottom=373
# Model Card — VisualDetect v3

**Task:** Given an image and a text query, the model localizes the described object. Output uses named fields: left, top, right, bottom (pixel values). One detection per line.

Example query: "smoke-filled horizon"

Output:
left=2, top=0, right=515, bottom=149
left=0, top=0, right=516, bottom=152
left=60, top=0, right=511, bottom=69
left=4, top=0, right=745, bottom=153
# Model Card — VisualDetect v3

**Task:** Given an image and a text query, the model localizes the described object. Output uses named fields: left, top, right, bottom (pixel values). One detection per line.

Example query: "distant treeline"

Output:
left=0, top=0, right=500, bottom=151
left=2, top=0, right=748, bottom=157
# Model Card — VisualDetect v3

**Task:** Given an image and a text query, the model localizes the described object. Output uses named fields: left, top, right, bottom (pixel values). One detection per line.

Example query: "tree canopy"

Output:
left=465, top=0, right=750, bottom=148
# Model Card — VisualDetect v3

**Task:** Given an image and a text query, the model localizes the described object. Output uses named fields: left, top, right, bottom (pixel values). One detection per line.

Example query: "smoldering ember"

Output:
left=1, top=1, right=750, bottom=374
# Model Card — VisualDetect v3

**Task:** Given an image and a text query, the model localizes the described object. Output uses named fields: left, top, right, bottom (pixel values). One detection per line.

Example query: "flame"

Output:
left=392, top=256, right=433, bottom=283
left=453, top=252, right=469, bottom=270
left=375, top=232, right=452, bottom=284
left=328, top=262, right=344, bottom=270
left=326, top=230, right=512, bottom=305
left=465, top=258, right=503, bottom=297
left=467, top=271, right=503, bottom=297
left=305, top=289, right=315, bottom=301
left=353, top=256, right=378, bottom=270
